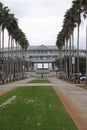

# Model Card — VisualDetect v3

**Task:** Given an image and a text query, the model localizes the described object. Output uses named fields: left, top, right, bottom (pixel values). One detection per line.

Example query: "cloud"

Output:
left=0, top=0, right=87, bottom=48
left=19, top=16, right=61, bottom=45
left=1, top=0, right=72, bottom=18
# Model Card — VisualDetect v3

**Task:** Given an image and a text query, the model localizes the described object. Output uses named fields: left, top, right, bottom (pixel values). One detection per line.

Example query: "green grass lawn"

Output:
left=29, top=78, right=50, bottom=83
left=0, top=86, right=78, bottom=130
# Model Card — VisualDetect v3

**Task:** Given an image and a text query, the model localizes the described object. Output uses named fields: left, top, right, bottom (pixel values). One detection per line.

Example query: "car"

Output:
left=80, top=76, right=86, bottom=81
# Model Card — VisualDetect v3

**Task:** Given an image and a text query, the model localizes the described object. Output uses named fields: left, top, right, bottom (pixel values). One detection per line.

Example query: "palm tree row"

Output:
left=56, top=0, right=87, bottom=82
left=0, top=2, right=29, bottom=83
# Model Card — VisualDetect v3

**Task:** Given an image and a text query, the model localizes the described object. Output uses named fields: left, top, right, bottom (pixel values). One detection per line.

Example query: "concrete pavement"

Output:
left=49, top=77, right=87, bottom=130
left=49, top=77, right=87, bottom=114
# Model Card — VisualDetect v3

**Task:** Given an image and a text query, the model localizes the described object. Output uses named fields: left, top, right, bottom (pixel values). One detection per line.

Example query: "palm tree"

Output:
left=62, top=7, right=76, bottom=79
left=13, top=28, right=29, bottom=79
left=56, top=30, right=65, bottom=78
left=72, top=0, right=82, bottom=83
left=0, top=3, right=10, bottom=82
left=0, top=2, right=29, bottom=82
left=56, top=0, right=87, bottom=83
left=5, top=13, right=18, bottom=81
left=62, top=27, right=70, bottom=78
left=80, top=0, right=87, bottom=84
left=0, top=2, right=4, bottom=59
left=80, top=0, right=87, bottom=15
left=0, top=24, right=2, bottom=74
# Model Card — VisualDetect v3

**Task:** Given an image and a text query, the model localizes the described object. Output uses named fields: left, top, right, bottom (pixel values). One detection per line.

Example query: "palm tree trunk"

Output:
left=77, top=24, right=80, bottom=83
left=7, top=34, right=10, bottom=82
left=59, top=48, right=62, bottom=78
left=15, top=42, right=17, bottom=79
left=18, top=44, right=20, bottom=79
left=10, top=36, right=13, bottom=81
left=69, top=36, right=72, bottom=79
left=0, top=25, right=2, bottom=58
left=72, top=32, right=75, bottom=82
left=0, top=25, right=2, bottom=75
left=20, top=47, right=22, bottom=79
left=86, top=26, right=87, bottom=85
left=71, top=33, right=73, bottom=73
left=13, top=39, right=15, bottom=81
left=65, top=40, right=68, bottom=77
left=66, top=40, right=69, bottom=78
left=16, top=41, right=19, bottom=80
left=63, top=44, right=66, bottom=73
left=2, top=29, right=4, bottom=83
left=21, top=48, right=24, bottom=78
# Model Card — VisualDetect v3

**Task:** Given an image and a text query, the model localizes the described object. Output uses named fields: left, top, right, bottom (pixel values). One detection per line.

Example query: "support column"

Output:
left=30, top=63, right=33, bottom=71
left=32, top=63, right=34, bottom=71
left=51, top=63, right=52, bottom=70
left=42, top=63, right=44, bottom=69
left=52, top=62, right=55, bottom=70
left=52, top=63, right=54, bottom=70
left=28, top=61, right=30, bottom=71
left=48, top=63, right=49, bottom=70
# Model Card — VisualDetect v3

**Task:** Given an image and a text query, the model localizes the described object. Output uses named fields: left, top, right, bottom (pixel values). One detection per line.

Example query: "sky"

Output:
left=0, top=0, right=87, bottom=48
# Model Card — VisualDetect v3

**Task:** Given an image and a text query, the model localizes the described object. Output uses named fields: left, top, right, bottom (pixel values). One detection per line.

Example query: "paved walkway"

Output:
left=0, top=77, right=87, bottom=130
left=49, top=77, right=87, bottom=130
